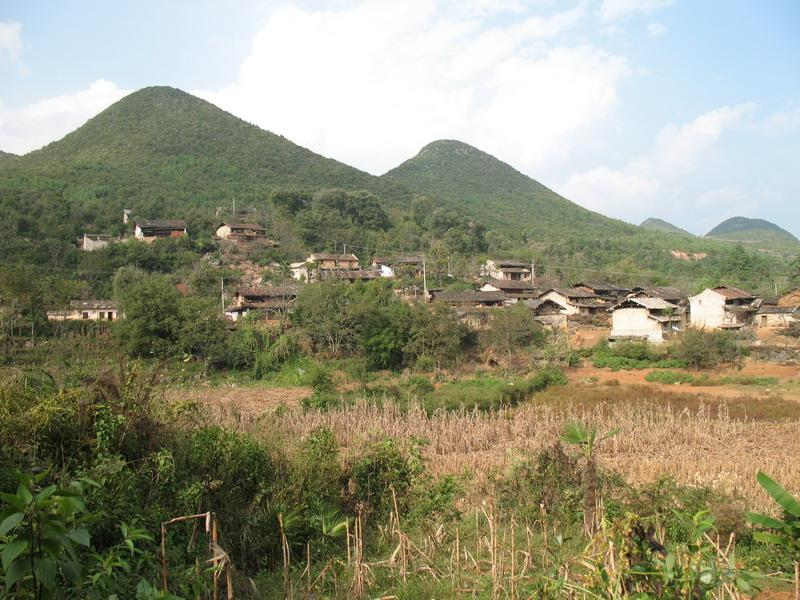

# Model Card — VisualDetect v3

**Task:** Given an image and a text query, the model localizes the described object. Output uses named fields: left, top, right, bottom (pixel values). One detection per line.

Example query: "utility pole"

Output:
left=220, top=277, right=225, bottom=313
left=447, top=257, right=452, bottom=278
left=422, top=255, right=428, bottom=295
left=232, top=197, right=236, bottom=219
left=531, top=258, right=536, bottom=284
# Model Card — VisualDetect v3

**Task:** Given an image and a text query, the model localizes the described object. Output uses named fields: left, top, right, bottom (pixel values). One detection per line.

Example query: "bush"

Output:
left=645, top=370, right=695, bottom=384
left=592, top=341, right=687, bottom=371
left=669, top=329, right=748, bottom=370
left=347, top=439, right=421, bottom=518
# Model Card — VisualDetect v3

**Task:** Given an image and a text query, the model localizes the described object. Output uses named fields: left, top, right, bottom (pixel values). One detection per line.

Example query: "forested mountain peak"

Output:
left=382, top=138, right=635, bottom=239
left=706, top=216, right=798, bottom=242
left=640, top=218, right=694, bottom=237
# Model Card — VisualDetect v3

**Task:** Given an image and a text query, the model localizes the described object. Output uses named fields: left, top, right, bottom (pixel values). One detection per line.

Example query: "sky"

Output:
left=1, top=0, right=799, bottom=236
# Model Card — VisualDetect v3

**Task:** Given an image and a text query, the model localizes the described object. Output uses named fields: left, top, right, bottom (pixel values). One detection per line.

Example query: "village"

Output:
left=53, top=212, right=800, bottom=347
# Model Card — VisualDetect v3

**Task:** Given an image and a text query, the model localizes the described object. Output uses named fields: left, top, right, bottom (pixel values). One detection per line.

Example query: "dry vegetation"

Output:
left=206, top=386, right=800, bottom=514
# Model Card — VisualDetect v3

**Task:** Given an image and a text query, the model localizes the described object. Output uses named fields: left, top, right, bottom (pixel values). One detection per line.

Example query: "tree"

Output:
left=404, top=303, right=474, bottom=368
left=486, top=304, right=546, bottom=357
left=561, top=421, right=619, bottom=536
left=114, top=276, right=181, bottom=357
left=292, top=282, right=358, bottom=356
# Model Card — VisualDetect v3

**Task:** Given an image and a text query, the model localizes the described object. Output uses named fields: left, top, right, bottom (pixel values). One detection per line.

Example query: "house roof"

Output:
left=482, top=279, right=537, bottom=291
left=219, top=222, right=266, bottom=232
left=525, top=297, right=564, bottom=313
left=612, top=297, right=677, bottom=311
left=551, top=287, right=601, bottom=299
left=712, top=286, right=756, bottom=300
left=434, top=290, right=507, bottom=304
left=489, top=259, right=530, bottom=268
left=83, top=233, right=112, bottom=241
left=757, top=306, right=799, bottom=315
left=573, top=281, right=630, bottom=293
left=637, top=286, right=684, bottom=302
left=372, top=255, right=423, bottom=266
left=135, top=219, right=187, bottom=230
left=69, top=300, right=118, bottom=309
left=237, top=286, right=297, bottom=298
left=309, top=253, right=359, bottom=262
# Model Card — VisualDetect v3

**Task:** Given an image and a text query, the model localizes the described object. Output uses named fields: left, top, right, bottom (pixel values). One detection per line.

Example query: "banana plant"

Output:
left=747, top=471, right=800, bottom=559
left=561, top=421, right=620, bottom=536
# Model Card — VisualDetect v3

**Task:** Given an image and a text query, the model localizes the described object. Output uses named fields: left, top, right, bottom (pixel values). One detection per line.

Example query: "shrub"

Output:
left=645, top=370, right=695, bottom=384
left=669, top=329, right=748, bottom=370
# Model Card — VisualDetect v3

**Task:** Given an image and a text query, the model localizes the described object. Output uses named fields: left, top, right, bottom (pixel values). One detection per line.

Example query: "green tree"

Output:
left=486, top=303, right=546, bottom=357
left=114, top=276, right=181, bottom=357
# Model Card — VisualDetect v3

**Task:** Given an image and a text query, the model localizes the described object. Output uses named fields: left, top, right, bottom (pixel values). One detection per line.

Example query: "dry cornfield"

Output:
left=207, top=392, right=800, bottom=514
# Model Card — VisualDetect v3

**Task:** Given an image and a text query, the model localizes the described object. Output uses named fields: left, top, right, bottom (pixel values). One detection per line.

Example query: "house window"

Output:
left=82, top=312, right=89, bottom=319
left=108, top=312, right=114, bottom=321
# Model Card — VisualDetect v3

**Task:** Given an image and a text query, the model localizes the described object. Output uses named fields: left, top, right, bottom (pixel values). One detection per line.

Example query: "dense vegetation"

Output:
left=0, top=86, right=795, bottom=297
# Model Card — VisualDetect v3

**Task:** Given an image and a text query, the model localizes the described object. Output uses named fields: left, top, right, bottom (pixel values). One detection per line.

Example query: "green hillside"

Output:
left=0, top=150, right=17, bottom=165
left=706, top=216, right=798, bottom=242
left=0, top=85, right=408, bottom=221
left=382, top=139, right=635, bottom=241
left=641, top=217, right=694, bottom=237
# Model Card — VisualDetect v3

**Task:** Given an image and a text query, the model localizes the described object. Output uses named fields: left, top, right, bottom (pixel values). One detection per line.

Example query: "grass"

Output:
left=645, top=370, right=779, bottom=387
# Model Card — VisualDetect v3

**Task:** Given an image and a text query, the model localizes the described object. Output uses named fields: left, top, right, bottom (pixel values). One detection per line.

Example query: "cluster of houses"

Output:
left=52, top=239, right=800, bottom=345
left=78, top=207, right=280, bottom=251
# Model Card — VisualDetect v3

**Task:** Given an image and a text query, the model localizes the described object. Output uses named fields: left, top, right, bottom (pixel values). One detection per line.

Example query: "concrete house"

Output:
left=480, top=279, right=538, bottom=301
left=525, top=297, right=568, bottom=329
left=134, top=219, right=187, bottom=242
left=47, top=300, right=120, bottom=322
left=78, top=233, right=113, bottom=251
left=215, top=222, right=277, bottom=245
left=320, top=269, right=380, bottom=283
left=755, top=305, right=799, bottom=328
left=371, top=256, right=424, bottom=278
left=290, top=253, right=361, bottom=282
left=482, top=260, right=532, bottom=281
left=689, top=286, right=759, bottom=330
left=225, top=286, right=297, bottom=321
left=608, top=297, right=684, bottom=344
left=537, top=288, right=610, bottom=316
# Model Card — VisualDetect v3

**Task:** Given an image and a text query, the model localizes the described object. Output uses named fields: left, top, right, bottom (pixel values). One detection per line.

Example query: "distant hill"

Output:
left=705, top=217, right=799, bottom=253
left=0, top=150, right=17, bottom=165
left=0, top=86, right=408, bottom=217
left=382, top=139, right=635, bottom=240
left=640, top=218, right=694, bottom=237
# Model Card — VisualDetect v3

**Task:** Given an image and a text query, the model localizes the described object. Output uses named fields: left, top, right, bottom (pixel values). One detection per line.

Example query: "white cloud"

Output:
left=601, top=0, right=676, bottom=22
left=561, top=166, right=660, bottom=214
left=0, top=21, right=22, bottom=65
left=196, top=0, right=630, bottom=174
left=0, top=79, right=129, bottom=154
left=754, top=106, right=800, bottom=136
left=560, top=103, right=754, bottom=222
left=647, top=23, right=668, bottom=37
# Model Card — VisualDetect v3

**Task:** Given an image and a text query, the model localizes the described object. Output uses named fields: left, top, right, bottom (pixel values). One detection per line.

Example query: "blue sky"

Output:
left=1, top=0, right=799, bottom=236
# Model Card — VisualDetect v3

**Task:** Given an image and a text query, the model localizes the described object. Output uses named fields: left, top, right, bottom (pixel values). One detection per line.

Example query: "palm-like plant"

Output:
left=747, top=471, right=800, bottom=561
left=561, top=421, right=620, bottom=535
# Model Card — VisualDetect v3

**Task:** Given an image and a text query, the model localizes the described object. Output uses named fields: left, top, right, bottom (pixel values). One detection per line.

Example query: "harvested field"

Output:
left=165, top=384, right=310, bottom=418
left=213, top=393, right=800, bottom=514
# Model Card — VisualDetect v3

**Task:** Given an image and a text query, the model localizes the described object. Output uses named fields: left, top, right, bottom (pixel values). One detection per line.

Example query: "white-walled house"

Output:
left=537, top=288, right=609, bottom=316
left=482, top=260, right=532, bottom=281
left=689, top=286, right=759, bottom=330
left=755, top=305, right=798, bottom=328
left=480, top=279, right=538, bottom=301
left=134, top=220, right=187, bottom=242
left=609, top=297, right=684, bottom=344
left=47, top=300, right=120, bottom=322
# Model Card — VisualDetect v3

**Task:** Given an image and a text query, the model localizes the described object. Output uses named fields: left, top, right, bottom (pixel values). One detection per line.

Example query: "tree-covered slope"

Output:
left=0, top=150, right=17, bottom=165
left=0, top=86, right=408, bottom=220
left=641, top=217, right=694, bottom=237
left=382, top=139, right=638, bottom=241
left=706, top=216, right=798, bottom=243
